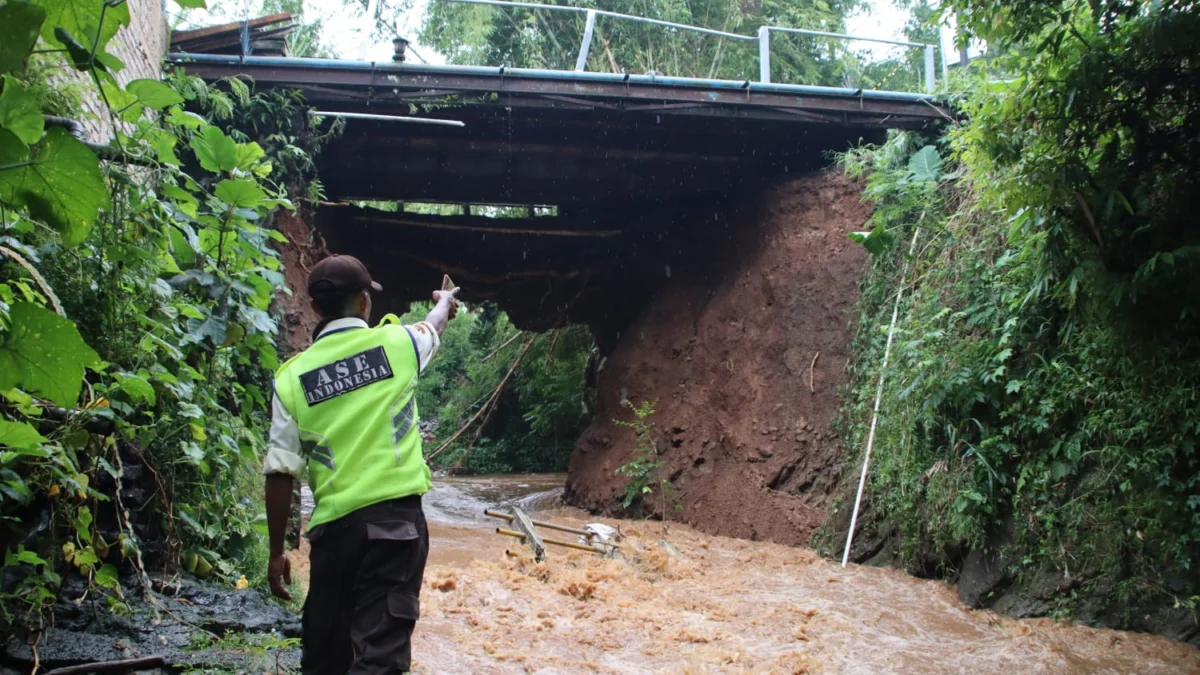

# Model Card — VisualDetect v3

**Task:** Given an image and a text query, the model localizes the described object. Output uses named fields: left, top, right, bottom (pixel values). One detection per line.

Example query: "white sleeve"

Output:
left=263, top=393, right=305, bottom=478
left=404, top=321, right=441, bottom=374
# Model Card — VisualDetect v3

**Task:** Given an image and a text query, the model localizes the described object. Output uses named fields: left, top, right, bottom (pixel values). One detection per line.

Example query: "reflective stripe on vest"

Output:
left=274, top=314, right=432, bottom=528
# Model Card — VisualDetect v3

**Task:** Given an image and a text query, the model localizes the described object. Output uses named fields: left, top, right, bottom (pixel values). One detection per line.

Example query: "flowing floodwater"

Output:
left=297, top=476, right=1200, bottom=674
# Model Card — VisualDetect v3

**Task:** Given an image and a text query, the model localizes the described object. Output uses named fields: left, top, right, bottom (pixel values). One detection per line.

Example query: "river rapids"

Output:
left=295, top=476, right=1200, bottom=674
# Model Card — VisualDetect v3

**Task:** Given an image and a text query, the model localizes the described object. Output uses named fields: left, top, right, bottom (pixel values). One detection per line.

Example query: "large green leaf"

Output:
left=98, top=72, right=141, bottom=121
left=233, top=142, right=265, bottom=171
left=31, top=0, right=131, bottom=55
left=0, top=128, right=108, bottom=246
left=167, top=107, right=206, bottom=130
left=126, top=78, right=183, bottom=110
left=0, top=302, right=100, bottom=407
left=189, top=125, right=238, bottom=174
left=0, top=419, right=47, bottom=451
left=214, top=179, right=266, bottom=208
left=0, top=128, right=31, bottom=185
left=908, top=145, right=943, bottom=183
left=175, top=0, right=207, bottom=8
left=847, top=221, right=897, bottom=256
left=95, top=562, right=120, bottom=590
left=0, top=2, right=46, bottom=75
left=0, top=75, right=44, bottom=144
left=114, top=372, right=155, bottom=406
left=187, top=314, right=228, bottom=346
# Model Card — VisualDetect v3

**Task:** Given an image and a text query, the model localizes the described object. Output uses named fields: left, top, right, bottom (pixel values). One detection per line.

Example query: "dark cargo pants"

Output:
left=302, top=496, right=428, bottom=675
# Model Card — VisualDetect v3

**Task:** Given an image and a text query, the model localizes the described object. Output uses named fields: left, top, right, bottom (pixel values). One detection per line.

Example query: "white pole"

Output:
left=923, top=44, right=936, bottom=93
left=841, top=226, right=921, bottom=567
left=575, top=10, right=597, bottom=72
left=757, top=26, right=771, bottom=83
left=308, top=110, right=466, bottom=127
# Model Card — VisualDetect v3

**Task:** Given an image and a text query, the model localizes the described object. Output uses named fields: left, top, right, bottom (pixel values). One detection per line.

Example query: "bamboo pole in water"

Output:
left=484, top=509, right=593, bottom=537
left=842, top=226, right=922, bottom=567
left=496, top=527, right=604, bottom=554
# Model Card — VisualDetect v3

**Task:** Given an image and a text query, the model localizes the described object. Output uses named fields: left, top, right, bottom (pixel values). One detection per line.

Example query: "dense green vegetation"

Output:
left=0, top=0, right=590, bottom=641
left=831, top=0, right=1199, bottom=625
left=0, top=0, right=329, bottom=628
left=402, top=301, right=594, bottom=474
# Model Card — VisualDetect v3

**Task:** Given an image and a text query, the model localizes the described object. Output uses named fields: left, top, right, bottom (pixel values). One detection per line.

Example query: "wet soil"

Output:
left=1, top=576, right=300, bottom=673
left=273, top=208, right=327, bottom=356
left=568, top=170, right=869, bottom=545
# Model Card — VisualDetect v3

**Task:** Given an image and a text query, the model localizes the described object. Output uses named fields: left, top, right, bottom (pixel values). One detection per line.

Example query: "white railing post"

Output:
left=575, top=10, right=597, bottom=72
left=923, top=44, right=936, bottom=93
left=757, top=26, right=771, bottom=83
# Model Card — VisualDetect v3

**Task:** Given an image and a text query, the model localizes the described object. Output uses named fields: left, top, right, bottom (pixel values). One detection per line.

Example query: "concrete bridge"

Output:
left=170, top=52, right=944, bottom=341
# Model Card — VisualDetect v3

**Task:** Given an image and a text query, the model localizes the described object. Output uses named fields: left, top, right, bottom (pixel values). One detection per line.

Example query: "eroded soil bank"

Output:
left=567, top=170, right=868, bottom=545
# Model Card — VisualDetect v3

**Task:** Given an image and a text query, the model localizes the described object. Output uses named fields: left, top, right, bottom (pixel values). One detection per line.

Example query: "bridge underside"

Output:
left=175, top=55, right=943, bottom=340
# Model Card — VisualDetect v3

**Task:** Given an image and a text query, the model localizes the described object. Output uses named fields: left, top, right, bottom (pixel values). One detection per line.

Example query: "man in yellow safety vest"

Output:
left=263, top=254, right=458, bottom=674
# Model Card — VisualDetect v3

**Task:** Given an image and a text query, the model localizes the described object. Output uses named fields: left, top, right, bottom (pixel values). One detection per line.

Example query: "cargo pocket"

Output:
left=387, top=587, right=420, bottom=621
left=366, top=520, right=419, bottom=542
left=361, top=519, right=425, bottom=590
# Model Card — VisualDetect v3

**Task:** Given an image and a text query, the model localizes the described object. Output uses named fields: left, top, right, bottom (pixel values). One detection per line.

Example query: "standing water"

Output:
left=296, top=476, right=1200, bottom=674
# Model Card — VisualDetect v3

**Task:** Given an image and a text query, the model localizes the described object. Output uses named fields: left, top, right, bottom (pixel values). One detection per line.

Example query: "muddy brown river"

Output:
left=297, top=476, right=1200, bottom=674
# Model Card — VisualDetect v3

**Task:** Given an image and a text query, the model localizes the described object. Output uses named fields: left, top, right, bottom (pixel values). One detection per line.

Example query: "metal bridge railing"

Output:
left=439, top=0, right=941, bottom=93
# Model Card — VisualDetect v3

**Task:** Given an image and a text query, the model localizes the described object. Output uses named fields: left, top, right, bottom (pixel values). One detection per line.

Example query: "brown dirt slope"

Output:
left=566, top=170, right=870, bottom=546
left=273, top=209, right=327, bottom=356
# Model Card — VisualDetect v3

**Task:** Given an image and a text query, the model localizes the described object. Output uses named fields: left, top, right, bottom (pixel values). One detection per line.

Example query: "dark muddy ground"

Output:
left=1, top=576, right=299, bottom=673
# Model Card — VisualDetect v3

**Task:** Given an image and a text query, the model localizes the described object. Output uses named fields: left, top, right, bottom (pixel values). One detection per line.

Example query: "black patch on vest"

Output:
left=299, top=346, right=394, bottom=406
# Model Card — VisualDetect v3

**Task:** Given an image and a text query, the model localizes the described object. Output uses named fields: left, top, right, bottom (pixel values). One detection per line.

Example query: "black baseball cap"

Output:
left=307, top=255, right=383, bottom=297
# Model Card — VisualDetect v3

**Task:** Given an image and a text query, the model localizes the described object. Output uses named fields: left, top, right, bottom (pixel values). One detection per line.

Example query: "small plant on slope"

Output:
left=614, top=399, right=681, bottom=534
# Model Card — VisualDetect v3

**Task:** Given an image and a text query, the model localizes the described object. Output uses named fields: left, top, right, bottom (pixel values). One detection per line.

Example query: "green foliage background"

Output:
left=0, top=0, right=329, bottom=628
left=830, top=0, right=1200, bottom=626
left=405, top=300, right=594, bottom=474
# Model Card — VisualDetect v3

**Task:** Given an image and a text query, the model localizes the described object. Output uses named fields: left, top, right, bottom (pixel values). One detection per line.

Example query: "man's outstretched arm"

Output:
left=424, top=287, right=460, bottom=335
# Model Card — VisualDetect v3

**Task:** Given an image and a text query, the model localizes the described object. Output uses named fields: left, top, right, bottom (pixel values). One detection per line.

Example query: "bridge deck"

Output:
left=170, top=54, right=948, bottom=329
left=171, top=54, right=944, bottom=206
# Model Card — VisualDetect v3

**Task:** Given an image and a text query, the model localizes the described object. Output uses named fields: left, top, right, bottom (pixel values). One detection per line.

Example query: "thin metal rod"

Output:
left=575, top=9, right=597, bottom=72
left=842, top=226, right=922, bottom=568
left=764, top=26, right=932, bottom=49
left=307, top=110, right=466, bottom=127
left=496, top=527, right=604, bottom=554
left=443, top=0, right=936, bottom=49
left=497, top=527, right=525, bottom=540
left=757, top=26, right=770, bottom=83
left=923, top=44, right=936, bottom=93
left=444, top=0, right=753, bottom=40
left=484, top=509, right=593, bottom=537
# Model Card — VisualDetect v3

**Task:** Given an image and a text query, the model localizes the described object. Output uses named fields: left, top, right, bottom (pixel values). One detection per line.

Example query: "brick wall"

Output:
left=65, top=0, right=169, bottom=142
